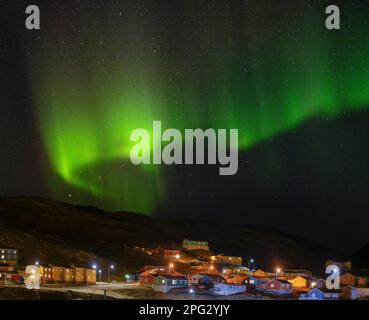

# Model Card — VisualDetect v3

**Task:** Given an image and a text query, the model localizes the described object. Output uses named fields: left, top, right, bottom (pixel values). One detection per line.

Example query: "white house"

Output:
left=213, top=283, right=246, bottom=296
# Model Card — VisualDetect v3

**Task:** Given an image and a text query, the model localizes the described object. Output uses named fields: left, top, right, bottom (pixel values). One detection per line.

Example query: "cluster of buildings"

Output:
left=0, top=247, right=96, bottom=287
left=129, top=240, right=369, bottom=300
left=2, top=240, right=369, bottom=300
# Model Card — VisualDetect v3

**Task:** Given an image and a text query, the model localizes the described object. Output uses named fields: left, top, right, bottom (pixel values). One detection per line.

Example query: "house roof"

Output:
left=268, top=279, right=292, bottom=285
left=309, top=288, right=341, bottom=294
left=156, top=274, right=188, bottom=280
left=200, top=274, right=224, bottom=281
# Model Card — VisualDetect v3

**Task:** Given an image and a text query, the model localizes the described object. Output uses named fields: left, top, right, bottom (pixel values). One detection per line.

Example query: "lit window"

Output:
left=271, top=284, right=274, bottom=288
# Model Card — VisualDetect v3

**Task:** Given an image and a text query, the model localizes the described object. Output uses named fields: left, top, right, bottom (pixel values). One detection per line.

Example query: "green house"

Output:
left=153, top=275, right=188, bottom=293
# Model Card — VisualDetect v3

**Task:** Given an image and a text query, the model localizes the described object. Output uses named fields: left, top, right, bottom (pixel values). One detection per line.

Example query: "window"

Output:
left=172, top=280, right=177, bottom=285
left=270, top=284, right=274, bottom=288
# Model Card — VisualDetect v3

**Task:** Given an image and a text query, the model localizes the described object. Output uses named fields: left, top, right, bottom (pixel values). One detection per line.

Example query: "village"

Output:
left=1, top=240, right=369, bottom=300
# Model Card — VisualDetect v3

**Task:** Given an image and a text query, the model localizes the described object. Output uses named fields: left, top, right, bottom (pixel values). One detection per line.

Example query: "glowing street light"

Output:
left=276, top=268, right=282, bottom=279
left=92, top=264, right=97, bottom=270
left=98, top=269, right=102, bottom=282
left=35, top=261, right=39, bottom=266
left=189, top=288, right=195, bottom=300
left=248, top=258, right=255, bottom=271
left=169, top=263, right=174, bottom=275
left=175, top=254, right=180, bottom=261
left=108, top=264, right=114, bottom=283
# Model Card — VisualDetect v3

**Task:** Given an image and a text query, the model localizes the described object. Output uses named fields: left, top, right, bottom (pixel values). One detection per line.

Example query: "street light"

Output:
left=92, top=264, right=97, bottom=270
left=98, top=269, right=102, bottom=282
left=35, top=261, right=39, bottom=266
left=108, top=265, right=114, bottom=283
left=189, top=288, right=195, bottom=300
left=169, top=263, right=174, bottom=275
left=248, top=258, right=255, bottom=271
left=276, top=268, right=281, bottom=279
left=175, top=254, right=180, bottom=261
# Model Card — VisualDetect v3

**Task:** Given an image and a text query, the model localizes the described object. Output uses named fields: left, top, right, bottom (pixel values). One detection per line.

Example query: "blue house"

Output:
left=300, top=288, right=340, bottom=300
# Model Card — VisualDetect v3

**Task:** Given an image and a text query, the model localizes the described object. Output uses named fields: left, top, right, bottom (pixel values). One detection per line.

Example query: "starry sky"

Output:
left=1, top=0, right=369, bottom=251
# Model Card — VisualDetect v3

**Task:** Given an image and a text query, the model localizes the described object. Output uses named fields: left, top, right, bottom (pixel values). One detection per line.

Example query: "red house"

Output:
left=140, top=273, right=159, bottom=287
left=0, top=273, right=5, bottom=288
left=264, top=279, right=293, bottom=295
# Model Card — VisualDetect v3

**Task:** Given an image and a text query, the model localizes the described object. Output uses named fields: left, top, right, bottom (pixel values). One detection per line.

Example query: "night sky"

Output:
left=1, top=0, right=368, bottom=252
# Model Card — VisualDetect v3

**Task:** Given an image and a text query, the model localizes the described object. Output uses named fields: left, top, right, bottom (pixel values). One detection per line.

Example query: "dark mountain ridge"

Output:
left=0, top=197, right=350, bottom=275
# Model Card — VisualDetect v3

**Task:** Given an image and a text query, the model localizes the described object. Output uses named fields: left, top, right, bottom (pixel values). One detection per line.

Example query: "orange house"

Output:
left=341, top=273, right=356, bottom=286
left=41, top=265, right=65, bottom=284
left=86, top=269, right=96, bottom=284
left=226, top=275, right=247, bottom=284
left=75, top=268, right=87, bottom=284
left=64, top=268, right=76, bottom=283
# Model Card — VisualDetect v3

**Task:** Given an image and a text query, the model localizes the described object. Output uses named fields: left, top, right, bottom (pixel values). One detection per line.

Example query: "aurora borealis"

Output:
left=1, top=0, right=369, bottom=250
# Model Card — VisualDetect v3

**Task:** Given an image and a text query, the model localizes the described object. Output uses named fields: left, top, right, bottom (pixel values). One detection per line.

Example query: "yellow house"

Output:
left=75, top=267, right=87, bottom=284
left=64, top=268, right=76, bottom=283
left=288, top=276, right=307, bottom=288
left=253, top=269, right=266, bottom=277
left=86, top=269, right=96, bottom=284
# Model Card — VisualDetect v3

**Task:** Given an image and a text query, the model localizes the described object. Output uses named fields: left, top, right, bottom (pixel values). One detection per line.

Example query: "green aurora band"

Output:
left=28, top=2, right=369, bottom=214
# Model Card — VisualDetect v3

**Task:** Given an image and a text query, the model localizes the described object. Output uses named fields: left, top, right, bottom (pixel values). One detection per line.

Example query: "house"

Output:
left=352, top=269, right=369, bottom=287
left=311, top=278, right=326, bottom=289
left=75, top=267, right=87, bottom=284
left=50, top=266, right=65, bottom=283
left=41, top=266, right=58, bottom=283
left=0, top=248, right=18, bottom=266
left=288, top=276, right=307, bottom=288
left=340, top=273, right=356, bottom=286
left=64, top=268, right=76, bottom=283
left=86, top=269, right=96, bottom=284
left=141, top=265, right=170, bottom=272
left=198, top=274, right=225, bottom=287
left=299, top=288, right=340, bottom=300
left=0, top=273, right=5, bottom=288
left=283, top=269, right=312, bottom=279
left=211, top=255, right=242, bottom=266
left=245, top=276, right=268, bottom=289
left=213, top=283, right=246, bottom=296
left=140, top=273, right=159, bottom=287
left=0, top=265, right=14, bottom=273
left=156, top=248, right=181, bottom=259
left=41, top=265, right=95, bottom=285
left=253, top=269, right=266, bottom=277
left=342, top=286, right=369, bottom=300
left=153, top=275, right=188, bottom=293
left=183, top=239, right=209, bottom=251
left=226, top=274, right=247, bottom=285
left=264, top=279, right=293, bottom=295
